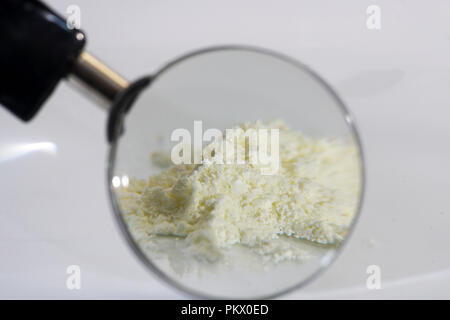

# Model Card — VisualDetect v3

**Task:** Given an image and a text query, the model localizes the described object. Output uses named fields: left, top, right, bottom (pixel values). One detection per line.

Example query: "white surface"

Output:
left=1, top=0, right=450, bottom=299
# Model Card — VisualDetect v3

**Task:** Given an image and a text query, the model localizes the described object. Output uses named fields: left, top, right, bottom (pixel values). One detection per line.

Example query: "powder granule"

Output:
left=117, top=120, right=361, bottom=262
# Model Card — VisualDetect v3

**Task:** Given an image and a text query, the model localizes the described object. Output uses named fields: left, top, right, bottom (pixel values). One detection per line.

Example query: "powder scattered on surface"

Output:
left=117, top=120, right=361, bottom=263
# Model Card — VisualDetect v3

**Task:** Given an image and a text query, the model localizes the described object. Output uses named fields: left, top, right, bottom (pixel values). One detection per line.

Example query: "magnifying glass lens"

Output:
left=108, top=47, right=363, bottom=299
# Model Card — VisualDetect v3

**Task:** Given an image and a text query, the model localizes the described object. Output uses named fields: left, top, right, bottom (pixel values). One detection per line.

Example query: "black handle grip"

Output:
left=0, top=0, right=86, bottom=121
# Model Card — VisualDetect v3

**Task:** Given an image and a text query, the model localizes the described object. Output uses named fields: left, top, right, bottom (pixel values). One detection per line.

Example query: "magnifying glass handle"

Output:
left=0, top=0, right=129, bottom=121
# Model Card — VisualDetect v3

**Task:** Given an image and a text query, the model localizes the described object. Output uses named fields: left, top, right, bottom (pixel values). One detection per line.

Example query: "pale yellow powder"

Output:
left=117, top=120, right=361, bottom=263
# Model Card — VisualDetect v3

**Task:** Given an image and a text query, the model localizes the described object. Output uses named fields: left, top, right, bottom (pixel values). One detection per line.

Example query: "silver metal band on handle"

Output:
left=69, top=52, right=130, bottom=109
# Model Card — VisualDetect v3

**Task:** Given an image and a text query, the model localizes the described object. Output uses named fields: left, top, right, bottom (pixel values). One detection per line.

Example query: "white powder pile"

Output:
left=117, top=120, right=361, bottom=263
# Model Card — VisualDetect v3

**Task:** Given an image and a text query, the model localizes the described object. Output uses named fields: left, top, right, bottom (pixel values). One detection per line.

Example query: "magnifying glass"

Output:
left=0, top=1, right=364, bottom=299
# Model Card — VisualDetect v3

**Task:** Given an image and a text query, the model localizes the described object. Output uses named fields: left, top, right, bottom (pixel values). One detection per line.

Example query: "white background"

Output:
left=1, top=0, right=449, bottom=299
